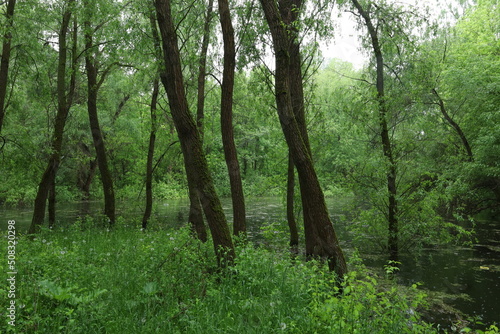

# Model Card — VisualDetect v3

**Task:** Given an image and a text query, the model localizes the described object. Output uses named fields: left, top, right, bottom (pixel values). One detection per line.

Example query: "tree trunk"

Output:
left=77, top=156, right=98, bottom=200
left=218, top=0, right=246, bottom=236
left=285, top=0, right=310, bottom=250
left=190, top=4, right=213, bottom=241
left=48, top=176, right=56, bottom=228
left=259, top=0, right=347, bottom=277
left=84, top=7, right=115, bottom=226
left=155, top=0, right=235, bottom=266
left=142, top=78, right=159, bottom=229
left=29, top=2, right=75, bottom=234
left=187, top=181, right=208, bottom=241
left=352, top=0, right=399, bottom=261
left=0, top=0, right=16, bottom=133
left=287, top=151, right=299, bottom=247
left=196, top=0, right=214, bottom=139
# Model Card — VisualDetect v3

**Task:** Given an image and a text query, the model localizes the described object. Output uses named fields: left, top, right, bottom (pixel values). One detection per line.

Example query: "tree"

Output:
left=351, top=0, right=399, bottom=260
left=142, top=77, right=159, bottom=229
left=191, top=0, right=214, bottom=241
left=436, top=0, right=500, bottom=208
left=81, top=0, right=135, bottom=225
left=259, top=0, right=347, bottom=277
left=154, top=0, right=235, bottom=266
left=0, top=0, right=16, bottom=133
left=29, top=0, right=77, bottom=234
left=218, top=0, right=246, bottom=236
left=196, top=0, right=214, bottom=138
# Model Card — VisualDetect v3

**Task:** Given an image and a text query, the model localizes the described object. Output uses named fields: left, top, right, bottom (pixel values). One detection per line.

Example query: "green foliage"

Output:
left=0, top=225, right=439, bottom=333
left=308, top=270, right=434, bottom=333
left=458, top=317, right=500, bottom=334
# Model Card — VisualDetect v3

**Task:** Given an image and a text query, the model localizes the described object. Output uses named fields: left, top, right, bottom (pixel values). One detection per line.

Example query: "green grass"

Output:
left=1, top=220, right=438, bottom=333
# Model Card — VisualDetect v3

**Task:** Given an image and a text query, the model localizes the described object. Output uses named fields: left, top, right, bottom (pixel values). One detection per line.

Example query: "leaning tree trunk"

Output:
left=260, top=0, right=347, bottom=277
left=142, top=78, right=159, bottom=229
left=432, top=89, right=473, bottom=162
left=84, top=13, right=115, bottom=226
left=0, top=0, right=16, bottom=133
left=352, top=0, right=398, bottom=261
left=432, top=89, right=500, bottom=204
left=190, top=2, right=215, bottom=240
left=154, top=0, right=235, bottom=266
left=285, top=0, right=309, bottom=249
left=29, top=3, right=75, bottom=234
left=218, top=0, right=246, bottom=236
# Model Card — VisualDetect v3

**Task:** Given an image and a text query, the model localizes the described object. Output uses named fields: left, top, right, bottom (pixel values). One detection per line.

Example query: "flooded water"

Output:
left=1, top=197, right=499, bottom=327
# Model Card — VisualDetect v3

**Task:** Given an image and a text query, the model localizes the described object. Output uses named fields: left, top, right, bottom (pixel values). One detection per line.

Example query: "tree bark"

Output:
left=48, top=176, right=56, bottom=228
left=196, top=0, right=214, bottom=139
left=0, top=0, right=16, bottom=133
left=259, top=0, right=347, bottom=277
left=284, top=0, right=311, bottom=250
left=352, top=0, right=399, bottom=261
left=189, top=4, right=213, bottom=241
left=77, top=146, right=98, bottom=201
left=218, top=0, right=246, bottom=236
left=286, top=151, right=299, bottom=247
left=29, top=2, right=75, bottom=234
left=84, top=6, right=115, bottom=226
left=155, top=0, right=235, bottom=266
left=142, top=78, right=159, bottom=229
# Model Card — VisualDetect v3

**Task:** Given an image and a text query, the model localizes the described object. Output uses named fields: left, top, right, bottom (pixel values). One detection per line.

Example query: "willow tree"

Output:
left=81, top=0, right=137, bottom=225
left=29, top=0, right=77, bottom=234
left=154, top=0, right=235, bottom=266
left=350, top=0, right=399, bottom=260
left=432, top=0, right=500, bottom=207
left=259, top=0, right=347, bottom=277
left=218, top=0, right=246, bottom=236
left=82, top=3, right=116, bottom=225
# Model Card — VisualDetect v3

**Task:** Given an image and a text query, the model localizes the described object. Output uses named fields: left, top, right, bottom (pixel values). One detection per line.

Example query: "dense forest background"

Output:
left=1, top=0, right=499, bottom=332
left=0, top=0, right=499, bottom=259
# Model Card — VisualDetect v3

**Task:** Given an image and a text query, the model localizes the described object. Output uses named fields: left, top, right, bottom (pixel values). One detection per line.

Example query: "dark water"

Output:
left=1, top=197, right=499, bottom=327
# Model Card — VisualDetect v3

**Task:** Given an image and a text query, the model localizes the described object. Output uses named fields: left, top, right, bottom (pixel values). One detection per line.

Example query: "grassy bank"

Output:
left=2, top=221, right=439, bottom=333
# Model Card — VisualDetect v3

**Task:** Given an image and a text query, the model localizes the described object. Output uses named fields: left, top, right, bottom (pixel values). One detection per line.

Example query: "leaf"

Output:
left=142, top=281, right=158, bottom=295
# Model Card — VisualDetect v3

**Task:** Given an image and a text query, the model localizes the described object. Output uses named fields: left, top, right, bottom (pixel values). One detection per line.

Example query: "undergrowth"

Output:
left=0, top=222, right=441, bottom=333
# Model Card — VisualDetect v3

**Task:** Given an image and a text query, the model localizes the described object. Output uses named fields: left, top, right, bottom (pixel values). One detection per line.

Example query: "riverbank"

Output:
left=2, top=198, right=500, bottom=331
left=0, top=223, right=445, bottom=333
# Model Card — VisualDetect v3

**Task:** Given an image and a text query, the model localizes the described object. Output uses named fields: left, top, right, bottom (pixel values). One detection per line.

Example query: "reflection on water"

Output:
left=1, top=197, right=499, bottom=326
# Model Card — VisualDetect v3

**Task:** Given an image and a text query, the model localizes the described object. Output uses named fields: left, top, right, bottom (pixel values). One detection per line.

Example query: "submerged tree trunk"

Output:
left=29, top=4, right=75, bottom=234
left=260, top=0, right=347, bottom=277
left=155, top=0, right=234, bottom=265
left=142, top=78, right=159, bottom=229
left=352, top=0, right=399, bottom=261
left=0, top=0, right=16, bottom=133
left=84, top=6, right=115, bottom=226
left=218, top=0, right=246, bottom=236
